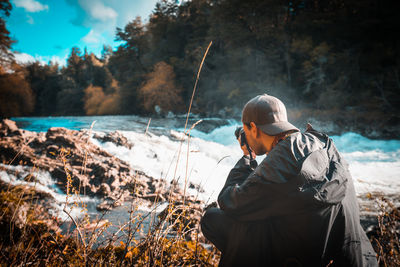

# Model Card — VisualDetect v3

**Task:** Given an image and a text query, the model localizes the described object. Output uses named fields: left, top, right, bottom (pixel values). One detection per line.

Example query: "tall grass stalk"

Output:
left=183, top=119, right=203, bottom=205
left=172, top=41, right=213, bottom=184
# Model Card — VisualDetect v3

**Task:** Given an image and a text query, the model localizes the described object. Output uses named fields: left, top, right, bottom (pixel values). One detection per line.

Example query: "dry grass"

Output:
left=0, top=154, right=220, bottom=266
left=367, top=194, right=400, bottom=267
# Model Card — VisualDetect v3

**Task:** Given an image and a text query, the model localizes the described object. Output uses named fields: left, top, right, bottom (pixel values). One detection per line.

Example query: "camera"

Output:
left=235, top=126, right=255, bottom=161
left=235, top=126, right=257, bottom=162
left=235, top=126, right=248, bottom=147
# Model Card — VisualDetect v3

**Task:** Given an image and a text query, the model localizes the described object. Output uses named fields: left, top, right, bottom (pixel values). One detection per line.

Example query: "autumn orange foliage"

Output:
left=139, top=61, right=183, bottom=113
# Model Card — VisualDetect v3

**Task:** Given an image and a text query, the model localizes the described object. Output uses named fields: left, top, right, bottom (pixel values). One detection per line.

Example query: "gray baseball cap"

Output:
left=242, top=94, right=299, bottom=136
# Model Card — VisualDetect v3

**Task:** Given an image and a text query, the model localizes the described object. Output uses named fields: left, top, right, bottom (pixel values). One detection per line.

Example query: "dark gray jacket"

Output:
left=218, top=129, right=377, bottom=266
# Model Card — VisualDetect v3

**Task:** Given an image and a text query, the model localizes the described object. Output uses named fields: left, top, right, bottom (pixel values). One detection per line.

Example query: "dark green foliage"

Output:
left=25, top=62, right=63, bottom=115
left=1, top=0, right=399, bottom=123
left=0, top=0, right=35, bottom=118
left=23, top=47, right=119, bottom=116
left=0, top=64, right=34, bottom=117
left=0, top=0, right=13, bottom=63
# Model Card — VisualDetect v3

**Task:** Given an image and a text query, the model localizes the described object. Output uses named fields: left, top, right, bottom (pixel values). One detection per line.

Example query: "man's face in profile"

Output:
left=242, top=123, right=267, bottom=156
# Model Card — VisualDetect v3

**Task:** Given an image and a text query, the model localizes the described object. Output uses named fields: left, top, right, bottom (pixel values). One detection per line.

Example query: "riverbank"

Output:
left=0, top=180, right=219, bottom=266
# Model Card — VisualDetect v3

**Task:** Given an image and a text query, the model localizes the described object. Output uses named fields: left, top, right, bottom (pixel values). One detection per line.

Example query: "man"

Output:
left=201, top=94, right=377, bottom=266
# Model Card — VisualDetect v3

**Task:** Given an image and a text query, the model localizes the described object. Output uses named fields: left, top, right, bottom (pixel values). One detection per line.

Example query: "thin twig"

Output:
left=145, top=118, right=152, bottom=135
left=63, top=206, right=87, bottom=249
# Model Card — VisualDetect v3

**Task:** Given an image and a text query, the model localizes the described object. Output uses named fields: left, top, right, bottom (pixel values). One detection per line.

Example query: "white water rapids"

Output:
left=5, top=116, right=400, bottom=218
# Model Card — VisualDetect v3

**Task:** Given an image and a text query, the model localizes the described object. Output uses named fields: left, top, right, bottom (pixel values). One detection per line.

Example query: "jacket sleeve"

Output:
left=220, top=155, right=258, bottom=189
left=218, top=140, right=300, bottom=221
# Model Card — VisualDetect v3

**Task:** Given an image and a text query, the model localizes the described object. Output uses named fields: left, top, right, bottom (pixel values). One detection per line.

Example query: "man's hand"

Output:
left=238, top=135, right=256, bottom=158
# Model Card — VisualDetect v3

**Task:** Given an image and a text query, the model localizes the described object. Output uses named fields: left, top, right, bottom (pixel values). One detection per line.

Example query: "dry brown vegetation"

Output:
left=1, top=162, right=399, bottom=266
left=139, top=61, right=184, bottom=113
left=84, top=83, right=121, bottom=116
left=0, top=161, right=221, bottom=266
left=367, top=194, right=400, bottom=267
left=0, top=64, right=35, bottom=117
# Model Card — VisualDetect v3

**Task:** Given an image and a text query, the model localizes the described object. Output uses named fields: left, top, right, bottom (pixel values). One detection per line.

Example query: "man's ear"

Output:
left=249, top=122, right=259, bottom=137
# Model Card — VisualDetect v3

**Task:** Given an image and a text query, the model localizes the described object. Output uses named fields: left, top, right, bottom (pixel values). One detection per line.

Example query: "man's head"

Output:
left=241, top=94, right=299, bottom=155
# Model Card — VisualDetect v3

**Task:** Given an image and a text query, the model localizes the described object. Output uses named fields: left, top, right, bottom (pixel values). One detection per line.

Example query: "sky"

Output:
left=7, top=0, right=160, bottom=65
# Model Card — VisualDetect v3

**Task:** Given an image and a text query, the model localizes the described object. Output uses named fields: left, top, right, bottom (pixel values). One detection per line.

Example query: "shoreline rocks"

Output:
left=0, top=119, right=205, bottom=217
left=93, top=131, right=133, bottom=149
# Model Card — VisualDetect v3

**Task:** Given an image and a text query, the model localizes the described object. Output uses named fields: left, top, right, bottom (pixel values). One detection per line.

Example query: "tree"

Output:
left=100, top=45, right=113, bottom=63
left=83, top=84, right=121, bottom=115
left=0, top=0, right=13, bottom=64
left=0, top=64, right=34, bottom=117
left=0, top=0, right=35, bottom=117
left=25, top=61, right=63, bottom=115
left=115, top=16, right=149, bottom=72
left=63, top=47, right=85, bottom=86
left=139, top=61, right=183, bottom=113
left=4, top=0, right=397, bottom=120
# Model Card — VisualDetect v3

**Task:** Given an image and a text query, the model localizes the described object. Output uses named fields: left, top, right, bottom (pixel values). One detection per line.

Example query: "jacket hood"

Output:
left=298, top=133, right=348, bottom=204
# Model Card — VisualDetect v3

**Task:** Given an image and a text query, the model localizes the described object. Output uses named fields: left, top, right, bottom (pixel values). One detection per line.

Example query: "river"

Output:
left=9, top=115, right=400, bottom=218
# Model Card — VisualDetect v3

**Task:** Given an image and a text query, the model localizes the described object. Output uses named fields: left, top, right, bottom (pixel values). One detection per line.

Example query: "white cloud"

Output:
left=84, top=0, right=117, bottom=22
left=13, top=52, right=35, bottom=64
left=65, top=0, right=159, bottom=53
left=68, top=0, right=118, bottom=27
left=82, top=29, right=106, bottom=44
left=37, top=54, right=68, bottom=66
left=67, top=0, right=158, bottom=31
left=13, top=0, right=49, bottom=12
left=13, top=52, right=68, bottom=66
left=47, top=55, right=68, bottom=66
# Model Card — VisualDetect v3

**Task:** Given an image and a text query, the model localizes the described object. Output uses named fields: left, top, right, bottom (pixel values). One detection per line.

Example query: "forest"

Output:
left=0, top=0, right=399, bottom=134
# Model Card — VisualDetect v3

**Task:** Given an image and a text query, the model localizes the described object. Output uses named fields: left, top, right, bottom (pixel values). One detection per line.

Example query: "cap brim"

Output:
left=258, top=121, right=299, bottom=136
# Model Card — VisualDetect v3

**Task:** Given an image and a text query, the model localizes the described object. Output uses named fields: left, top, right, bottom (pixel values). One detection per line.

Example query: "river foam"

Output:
left=0, top=164, right=97, bottom=221
left=9, top=116, right=400, bottom=213
left=90, top=123, right=400, bottom=206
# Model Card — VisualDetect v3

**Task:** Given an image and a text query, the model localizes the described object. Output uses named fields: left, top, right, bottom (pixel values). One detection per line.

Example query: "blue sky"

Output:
left=8, top=0, right=160, bottom=65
